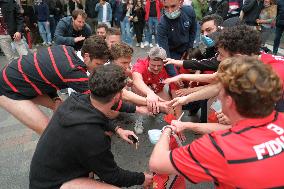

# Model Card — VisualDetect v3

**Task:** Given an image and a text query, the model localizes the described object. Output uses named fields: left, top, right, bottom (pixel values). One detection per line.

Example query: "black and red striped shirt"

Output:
left=0, top=45, right=89, bottom=100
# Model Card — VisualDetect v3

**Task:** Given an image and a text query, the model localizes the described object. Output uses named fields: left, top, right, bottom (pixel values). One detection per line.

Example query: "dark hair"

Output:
left=81, top=35, right=111, bottom=60
left=106, top=27, right=121, bottom=36
left=216, top=25, right=261, bottom=56
left=72, top=9, right=87, bottom=20
left=218, top=56, right=283, bottom=117
left=182, top=48, right=203, bottom=60
left=89, top=64, right=127, bottom=103
left=200, top=14, right=223, bottom=27
left=97, top=23, right=109, bottom=32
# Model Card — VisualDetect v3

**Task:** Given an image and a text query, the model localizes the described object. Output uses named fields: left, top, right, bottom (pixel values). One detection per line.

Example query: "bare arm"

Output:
left=164, top=72, right=218, bottom=85
left=171, top=120, right=231, bottom=134
left=170, top=82, right=222, bottom=107
left=149, top=127, right=179, bottom=175
left=132, top=72, right=155, bottom=96
left=122, top=88, right=147, bottom=106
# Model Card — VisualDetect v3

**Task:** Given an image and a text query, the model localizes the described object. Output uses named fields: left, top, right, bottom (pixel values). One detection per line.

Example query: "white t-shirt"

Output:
left=102, top=4, right=107, bottom=22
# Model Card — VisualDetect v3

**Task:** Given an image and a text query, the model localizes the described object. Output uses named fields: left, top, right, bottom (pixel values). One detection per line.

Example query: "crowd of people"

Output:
left=0, top=0, right=284, bottom=188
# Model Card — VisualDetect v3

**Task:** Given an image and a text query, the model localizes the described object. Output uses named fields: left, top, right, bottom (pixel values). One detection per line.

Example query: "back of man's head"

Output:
left=89, top=64, right=127, bottom=103
left=216, top=25, right=261, bottom=56
left=217, top=56, right=283, bottom=118
left=81, top=35, right=110, bottom=60
left=106, top=27, right=121, bottom=37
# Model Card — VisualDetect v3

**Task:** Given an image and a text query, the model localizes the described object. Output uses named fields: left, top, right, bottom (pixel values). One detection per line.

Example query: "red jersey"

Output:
left=171, top=111, right=284, bottom=188
left=260, top=52, right=284, bottom=85
left=132, top=58, right=177, bottom=93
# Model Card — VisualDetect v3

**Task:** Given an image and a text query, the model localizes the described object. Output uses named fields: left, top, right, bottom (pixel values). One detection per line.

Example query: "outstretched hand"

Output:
left=163, top=58, right=183, bottom=67
left=169, top=96, right=190, bottom=107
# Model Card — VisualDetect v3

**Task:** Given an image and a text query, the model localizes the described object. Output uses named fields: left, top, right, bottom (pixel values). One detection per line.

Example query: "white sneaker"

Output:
left=144, top=41, right=149, bottom=47
left=42, top=42, right=47, bottom=46
left=47, top=42, right=52, bottom=46
left=134, top=117, right=144, bottom=134
left=136, top=43, right=140, bottom=47
left=149, top=43, right=153, bottom=48
left=140, top=43, right=144, bottom=48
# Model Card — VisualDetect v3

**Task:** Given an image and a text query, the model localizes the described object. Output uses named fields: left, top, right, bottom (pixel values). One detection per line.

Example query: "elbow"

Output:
left=149, top=156, right=162, bottom=173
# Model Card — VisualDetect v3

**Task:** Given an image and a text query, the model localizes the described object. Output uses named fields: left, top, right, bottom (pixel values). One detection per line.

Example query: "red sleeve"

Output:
left=170, top=134, right=229, bottom=184
left=132, top=59, right=148, bottom=75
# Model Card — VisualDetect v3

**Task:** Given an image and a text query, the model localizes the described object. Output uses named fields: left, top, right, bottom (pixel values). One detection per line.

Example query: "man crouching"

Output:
left=29, top=64, right=152, bottom=189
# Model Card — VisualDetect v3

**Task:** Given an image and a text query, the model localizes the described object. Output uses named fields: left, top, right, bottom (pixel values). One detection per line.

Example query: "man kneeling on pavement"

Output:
left=29, top=64, right=153, bottom=189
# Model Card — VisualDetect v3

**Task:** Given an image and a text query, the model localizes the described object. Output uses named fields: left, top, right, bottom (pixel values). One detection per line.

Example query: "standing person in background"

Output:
left=54, top=0, right=64, bottom=24
left=207, top=0, right=229, bottom=20
left=242, top=0, right=263, bottom=26
left=95, top=0, right=112, bottom=27
left=144, top=0, right=163, bottom=47
left=34, top=0, right=52, bottom=46
left=111, top=0, right=123, bottom=27
left=47, top=0, right=57, bottom=40
left=131, top=0, right=145, bottom=48
left=68, top=0, right=83, bottom=15
left=85, top=0, right=99, bottom=33
left=256, top=0, right=277, bottom=47
left=0, top=0, right=28, bottom=63
left=273, top=0, right=284, bottom=55
left=157, top=0, right=196, bottom=77
left=120, top=0, right=133, bottom=45
left=54, top=9, right=92, bottom=51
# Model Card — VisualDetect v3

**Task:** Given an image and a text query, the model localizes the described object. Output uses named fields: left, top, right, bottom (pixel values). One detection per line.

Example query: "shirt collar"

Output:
left=231, top=111, right=278, bottom=132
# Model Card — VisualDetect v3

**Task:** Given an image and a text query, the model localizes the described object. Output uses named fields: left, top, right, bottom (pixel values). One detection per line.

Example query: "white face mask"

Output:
left=211, top=99, right=222, bottom=112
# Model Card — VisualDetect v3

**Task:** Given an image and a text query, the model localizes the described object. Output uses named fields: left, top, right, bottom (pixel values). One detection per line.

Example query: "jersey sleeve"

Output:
left=132, top=59, right=147, bottom=74
left=170, top=134, right=229, bottom=184
left=65, top=70, right=89, bottom=93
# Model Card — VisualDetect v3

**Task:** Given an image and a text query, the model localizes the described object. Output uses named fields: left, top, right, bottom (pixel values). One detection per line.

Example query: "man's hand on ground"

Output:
left=116, top=128, right=138, bottom=144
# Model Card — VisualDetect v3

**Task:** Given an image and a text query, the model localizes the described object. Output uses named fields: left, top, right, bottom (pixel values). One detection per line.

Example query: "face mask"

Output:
left=165, top=9, right=181, bottom=19
left=201, top=35, right=215, bottom=47
left=211, top=99, right=222, bottom=112
left=148, top=129, right=162, bottom=144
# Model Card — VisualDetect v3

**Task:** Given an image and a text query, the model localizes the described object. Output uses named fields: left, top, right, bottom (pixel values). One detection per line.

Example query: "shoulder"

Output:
left=133, top=58, right=149, bottom=72
left=181, top=5, right=195, bottom=15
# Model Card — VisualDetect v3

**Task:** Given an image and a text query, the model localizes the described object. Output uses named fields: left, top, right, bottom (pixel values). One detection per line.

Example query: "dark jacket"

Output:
left=85, top=0, right=99, bottom=18
left=0, top=0, right=24, bottom=36
left=157, top=6, right=196, bottom=76
left=54, top=16, right=92, bottom=50
left=29, top=93, right=145, bottom=189
left=34, top=1, right=50, bottom=22
left=276, top=0, right=284, bottom=26
left=209, top=0, right=229, bottom=20
left=242, top=0, right=263, bottom=26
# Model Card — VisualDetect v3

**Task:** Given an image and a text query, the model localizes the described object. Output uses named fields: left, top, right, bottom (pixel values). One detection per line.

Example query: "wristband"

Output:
left=114, top=126, right=121, bottom=133
left=162, top=126, right=173, bottom=133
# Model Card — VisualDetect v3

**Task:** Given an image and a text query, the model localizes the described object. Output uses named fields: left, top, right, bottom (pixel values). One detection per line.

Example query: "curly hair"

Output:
left=110, top=42, right=134, bottom=60
left=216, top=25, right=261, bottom=56
left=89, top=64, right=127, bottom=103
left=81, top=35, right=111, bottom=61
left=217, top=56, right=283, bottom=117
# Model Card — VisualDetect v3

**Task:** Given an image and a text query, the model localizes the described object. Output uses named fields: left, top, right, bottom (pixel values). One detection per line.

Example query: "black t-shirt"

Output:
left=0, top=45, right=89, bottom=100
left=29, top=93, right=145, bottom=189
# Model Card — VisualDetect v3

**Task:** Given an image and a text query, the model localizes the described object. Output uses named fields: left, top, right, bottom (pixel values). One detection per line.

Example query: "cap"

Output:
left=148, top=47, right=167, bottom=60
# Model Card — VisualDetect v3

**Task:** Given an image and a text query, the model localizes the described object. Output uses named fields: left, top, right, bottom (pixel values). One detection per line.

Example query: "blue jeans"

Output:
left=273, top=25, right=284, bottom=54
left=48, top=16, right=56, bottom=40
left=38, top=21, right=52, bottom=43
left=146, top=17, right=158, bottom=44
left=120, top=16, right=132, bottom=45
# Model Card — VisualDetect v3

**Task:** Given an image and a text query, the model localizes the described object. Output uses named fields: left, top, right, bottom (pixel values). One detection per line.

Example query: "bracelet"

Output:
left=114, top=126, right=121, bottom=133
left=162, top=126, right=173, bottom=133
